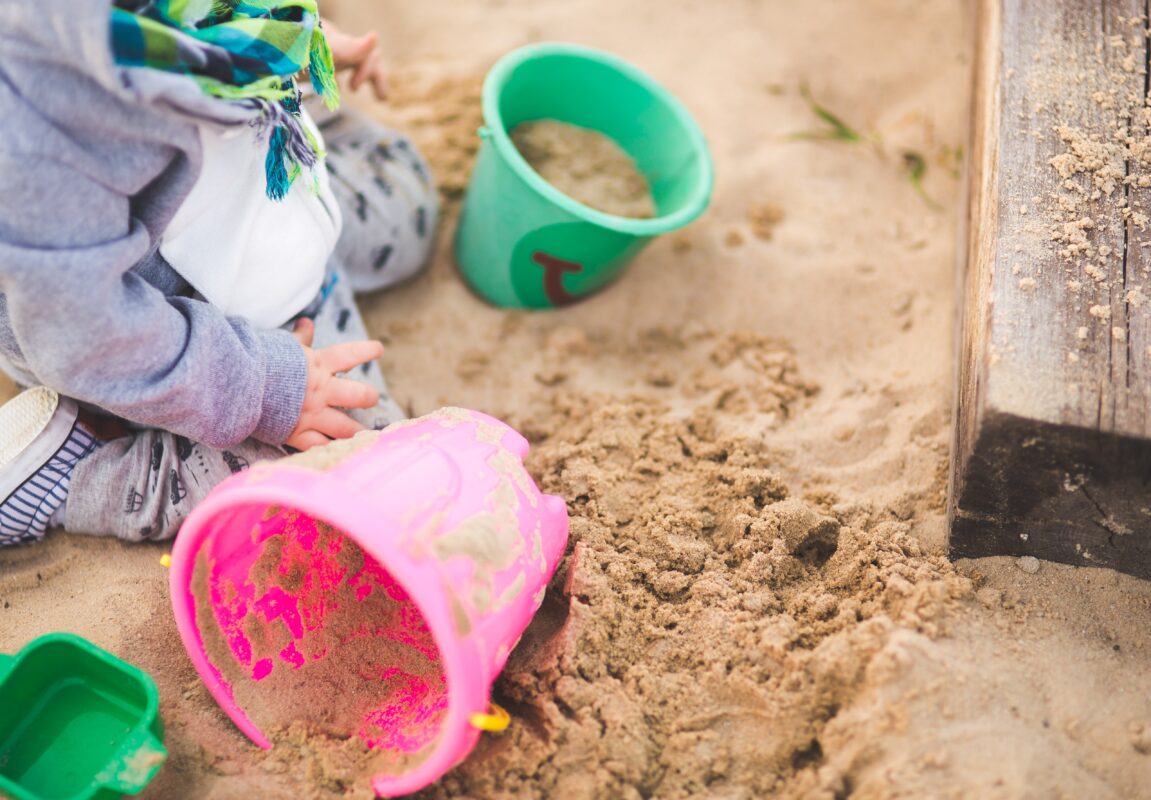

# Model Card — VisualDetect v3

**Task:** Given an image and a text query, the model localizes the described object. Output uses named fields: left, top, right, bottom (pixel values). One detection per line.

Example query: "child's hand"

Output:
left=321, top=19, right=389, bottom=101
left=285, top=318, right=384, bottom=451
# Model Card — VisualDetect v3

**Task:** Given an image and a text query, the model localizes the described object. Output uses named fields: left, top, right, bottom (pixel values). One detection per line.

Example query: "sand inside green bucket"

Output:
left=510, top=120, right=656, bottom=219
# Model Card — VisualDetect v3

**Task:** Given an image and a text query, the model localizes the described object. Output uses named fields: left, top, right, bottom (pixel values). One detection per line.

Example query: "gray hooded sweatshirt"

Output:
left=0, top=0, right=308, bottom=449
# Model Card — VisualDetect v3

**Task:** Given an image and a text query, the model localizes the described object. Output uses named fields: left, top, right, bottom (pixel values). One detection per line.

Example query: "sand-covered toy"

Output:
left=455, top=42, right=714, bottom=308
left=0, top=633, right=167, bottom=800
left=168, top=408, right=569, bottom=797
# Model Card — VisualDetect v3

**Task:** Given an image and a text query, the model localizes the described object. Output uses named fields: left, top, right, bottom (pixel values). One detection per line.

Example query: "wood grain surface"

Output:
left=949, top=0, right=1151, bottom=576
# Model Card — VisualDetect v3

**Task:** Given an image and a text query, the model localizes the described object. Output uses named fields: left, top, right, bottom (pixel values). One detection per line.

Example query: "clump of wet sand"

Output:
left=412, top=329, right=971, bottom=799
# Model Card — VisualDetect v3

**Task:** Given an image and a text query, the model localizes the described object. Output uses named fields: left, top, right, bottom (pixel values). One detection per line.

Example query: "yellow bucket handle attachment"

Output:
left=469, top=702, right=510, bottom=732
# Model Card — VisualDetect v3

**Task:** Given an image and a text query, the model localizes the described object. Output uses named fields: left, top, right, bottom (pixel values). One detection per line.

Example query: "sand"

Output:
left=4, top=1, right=1151, bottom=798
left=510, top=120, right=656, bottom=218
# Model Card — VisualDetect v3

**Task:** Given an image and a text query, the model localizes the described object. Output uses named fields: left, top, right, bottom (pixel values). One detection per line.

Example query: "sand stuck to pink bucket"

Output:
left=168, top=408, right=570, bottom=797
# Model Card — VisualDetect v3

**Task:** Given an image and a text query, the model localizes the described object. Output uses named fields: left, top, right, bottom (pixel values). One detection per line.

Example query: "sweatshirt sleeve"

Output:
left=0, top=151, right=308, bottom=449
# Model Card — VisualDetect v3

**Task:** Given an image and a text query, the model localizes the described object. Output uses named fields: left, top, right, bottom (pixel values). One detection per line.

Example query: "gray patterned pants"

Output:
left=63, top=109, right=438, bottom=542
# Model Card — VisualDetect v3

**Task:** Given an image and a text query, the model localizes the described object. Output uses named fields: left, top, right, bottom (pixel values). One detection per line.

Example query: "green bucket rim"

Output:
left=481, top=42, right=715, bottom=236
left=0, top=632, right=165, bottom=800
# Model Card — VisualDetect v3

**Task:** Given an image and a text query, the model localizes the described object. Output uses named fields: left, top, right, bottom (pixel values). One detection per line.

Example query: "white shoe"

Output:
left=0, top=388, right=98, bottom=545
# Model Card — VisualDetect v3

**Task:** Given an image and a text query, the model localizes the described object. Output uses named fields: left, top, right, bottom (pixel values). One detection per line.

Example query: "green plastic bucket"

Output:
left=0, top=633, right=166, bottom=800
left=455, top=43, right=714, bottom=308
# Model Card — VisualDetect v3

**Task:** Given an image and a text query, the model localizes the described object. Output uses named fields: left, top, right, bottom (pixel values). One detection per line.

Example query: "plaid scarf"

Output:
left=110, top=0, right=341, bottom=200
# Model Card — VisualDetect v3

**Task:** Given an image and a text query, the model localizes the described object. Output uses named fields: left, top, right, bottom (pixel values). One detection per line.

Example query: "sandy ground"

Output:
left=5, top=1, right=1151, bottom=798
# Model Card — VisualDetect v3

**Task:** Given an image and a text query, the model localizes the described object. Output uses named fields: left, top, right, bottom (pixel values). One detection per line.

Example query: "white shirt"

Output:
left=160, top=111, right=342, bottom=329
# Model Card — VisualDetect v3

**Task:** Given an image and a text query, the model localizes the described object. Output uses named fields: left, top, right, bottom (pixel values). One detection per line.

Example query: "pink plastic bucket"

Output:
left=168, top=408, right=569, bottom=796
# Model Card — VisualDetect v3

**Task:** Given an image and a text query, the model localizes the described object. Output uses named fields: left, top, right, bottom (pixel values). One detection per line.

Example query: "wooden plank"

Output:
left=949, top=0, right=1151, bottom=577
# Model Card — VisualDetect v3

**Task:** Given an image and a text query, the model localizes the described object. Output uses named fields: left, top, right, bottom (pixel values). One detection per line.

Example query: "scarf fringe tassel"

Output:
left=308, top=24, right=341, bottom=111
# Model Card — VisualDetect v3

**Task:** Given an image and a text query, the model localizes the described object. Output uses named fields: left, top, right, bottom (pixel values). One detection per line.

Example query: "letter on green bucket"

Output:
left=510, top=223, right=651, bottom=307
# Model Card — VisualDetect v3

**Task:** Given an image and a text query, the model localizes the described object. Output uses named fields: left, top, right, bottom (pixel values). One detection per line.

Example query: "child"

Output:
left=0, top=0, right=438, bottom=545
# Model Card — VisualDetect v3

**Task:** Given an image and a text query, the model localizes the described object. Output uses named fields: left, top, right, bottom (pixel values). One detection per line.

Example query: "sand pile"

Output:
left=415, top=344, right=971, bottom=799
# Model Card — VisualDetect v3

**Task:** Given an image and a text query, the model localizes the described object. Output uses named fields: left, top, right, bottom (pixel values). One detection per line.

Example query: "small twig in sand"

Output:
left=902, top=150, right=942, bottom=211
left=790, top=84, right=867, bottom=143
left=788, top=84, right=952, bottom=212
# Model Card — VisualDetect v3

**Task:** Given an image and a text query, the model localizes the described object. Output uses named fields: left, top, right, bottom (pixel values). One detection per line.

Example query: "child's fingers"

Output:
left=318, top=339, right=385, bottom=373
left=293, top=317, right=315, bottom=347
left=370, top=66, right=389, bottom=101
left=339, top=31, right=377, bottom=70
left=351, top=48, right=382, bottom=93
left=286, top=429, right=330, bottom=451
left=325, top=377, right=380, bottom=410
left=311, top=407, right=365, bottom=440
